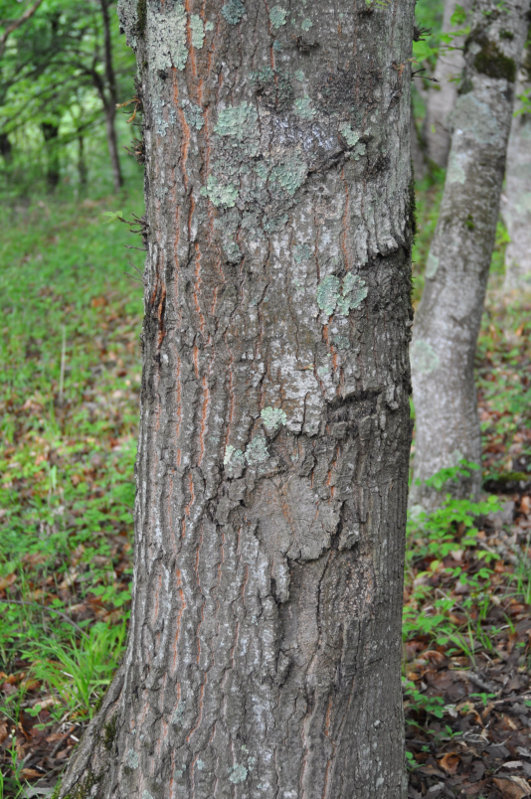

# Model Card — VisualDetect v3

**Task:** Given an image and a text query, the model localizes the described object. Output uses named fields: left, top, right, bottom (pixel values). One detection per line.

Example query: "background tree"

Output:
left=410, top=0, right=528, bottom=509
left=422, top=0, right=472, bottom=169
left=502, top=47, right=531, bottom=293
left=56, top=0, right=415, bottom=797
left=0, top=0, right=133, bottom=194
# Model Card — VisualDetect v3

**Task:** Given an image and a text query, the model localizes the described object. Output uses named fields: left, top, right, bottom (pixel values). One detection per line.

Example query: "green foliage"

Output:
left=0, top=0, right=138, bottom=196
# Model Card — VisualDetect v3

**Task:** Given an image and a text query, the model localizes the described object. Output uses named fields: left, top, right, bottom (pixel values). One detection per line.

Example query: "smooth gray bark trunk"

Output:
left=410, top=0, right=528, bottom=510
left=502, top=58, right=531, bottom=293
left=423, top=0, right=472, bottom=168
left=57, top=2, right=415, bottom=797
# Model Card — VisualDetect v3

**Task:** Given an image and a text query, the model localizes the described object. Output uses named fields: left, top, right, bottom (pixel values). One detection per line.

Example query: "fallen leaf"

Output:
left=438, top=752, right=460, bottom=774
left=20, top=768, right=43, bottom=779
left=492, top=776, right=531, bottom=799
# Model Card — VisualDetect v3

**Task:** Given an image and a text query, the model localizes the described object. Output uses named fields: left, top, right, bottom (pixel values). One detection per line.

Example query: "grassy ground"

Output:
left=0, top=182, right=529, bottom=798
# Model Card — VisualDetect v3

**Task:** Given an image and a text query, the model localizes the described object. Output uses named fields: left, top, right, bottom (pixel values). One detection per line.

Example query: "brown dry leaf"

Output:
left=492, top=776, right=531, bottom=799
left=20, top=768, right=42, bottom=779
left=0, top=572, right=16, bottom=591
left=0, top=720, right=9, bottom=744
left=22, top=551, right=49, bottom=567
left=438, top=752, right=460, bottom=774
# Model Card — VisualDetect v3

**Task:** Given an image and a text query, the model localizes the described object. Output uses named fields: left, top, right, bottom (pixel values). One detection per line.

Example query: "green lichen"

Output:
left=294, top=243, right=311, bottom=263
left=224, top=445, right=244, bottom=466
left=339, top=124, right=361, bottom=147
left=142, top=792, right=155, bottom=799
left=222, top=0, right=245, bottom=24
left=228, top=764, right=248, bottom=784
left=317, top=273, right=368, bottom=316
left=294, top=69, right=305, bottom=81
left=269, top=5, right=288, bottom=28
left=301, top=17, right=312, bottom=31
left=245, top=435, right=269, bottom=466
left=168, top=4, right=188, bottom=71
left=205, top=20, right=214, bottom=31
left=270, top=154, right=307, bottom=196
left=190, top=14, right=205, bottom=48
left=196, top=759, right=205, bottom=771
left=200, top=175, right=239, bottom=208
left=425, top=253, right=439, bottom=279
left=294, top=96, right=315, bottom=119
left=339, top=124, right=366, bottom=159
left=171, top=702, right=184, bottom=726
left=214, top=103, right=256, bottom=139
left=333, top=334, right=350, bottom=350
left=337, top=272, right=368, bottom=314
left=183, top=101, right=204, bottom=131
left=316, top=275, right=341, bottom=316
left=261, top=406, right=287, bottom=432
left=473, top=38, right=516, bottom=82
left=411, top=339, right=440, bottom=375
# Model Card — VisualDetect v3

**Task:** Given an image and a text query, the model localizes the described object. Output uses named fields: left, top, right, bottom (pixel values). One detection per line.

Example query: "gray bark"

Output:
left=502, top=57, right=531, bottom=293
left=410, top=0, right=528, bottom=510
left=57, top=1, right=415, bottom=797
left=423, top=0, right=472, bottom=168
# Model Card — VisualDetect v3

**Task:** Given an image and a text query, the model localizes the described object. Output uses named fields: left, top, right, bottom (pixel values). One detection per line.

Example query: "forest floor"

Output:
left=0, top=191, right=529, bottom=799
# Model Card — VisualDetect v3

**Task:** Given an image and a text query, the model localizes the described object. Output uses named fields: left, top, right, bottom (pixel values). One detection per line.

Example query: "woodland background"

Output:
left=0, top=1, right=529, bottom=797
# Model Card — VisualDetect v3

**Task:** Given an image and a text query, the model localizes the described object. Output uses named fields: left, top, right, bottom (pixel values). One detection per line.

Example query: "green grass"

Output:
left=0, top=185, right=144, bottom=794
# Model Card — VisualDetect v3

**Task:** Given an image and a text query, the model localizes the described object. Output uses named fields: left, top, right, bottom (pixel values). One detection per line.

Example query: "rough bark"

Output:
left=58, top=1, right=415, bottom=797
left=423, top=0, right=472, bottom=168
left=410, top=0, right=528, bottom=510
left=502, top=54, right=531, bottom=293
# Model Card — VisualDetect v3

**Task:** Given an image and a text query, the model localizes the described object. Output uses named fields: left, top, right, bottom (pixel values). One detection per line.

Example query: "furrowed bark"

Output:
left=58, top=1, right=415, bottom=797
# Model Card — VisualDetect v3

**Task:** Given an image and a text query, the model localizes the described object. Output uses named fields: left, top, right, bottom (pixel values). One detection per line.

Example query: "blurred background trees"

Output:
left=0, top=0, right=137, bottom=198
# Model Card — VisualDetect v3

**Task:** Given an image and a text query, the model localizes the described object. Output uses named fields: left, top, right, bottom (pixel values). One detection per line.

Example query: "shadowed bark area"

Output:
left=410, top=0, right=528, bottom=510
left=57, top=1, right=415, bottom=797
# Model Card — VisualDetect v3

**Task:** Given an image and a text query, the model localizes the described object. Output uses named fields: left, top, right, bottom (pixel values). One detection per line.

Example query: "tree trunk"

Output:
left=41, top=120, right=60, bottom=191
left=77, top=130, right=88, bottom=189
left=423, top=0, right=472, bottom=168
left=410, top=0, right=528, bottom=510
left=58, top=2, right=415, bottom=797
left=99, top=0, right=123, bottom=190
left=502, top=53, right=531, bottom=294
left=0, top=131, right=12, bottom=164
